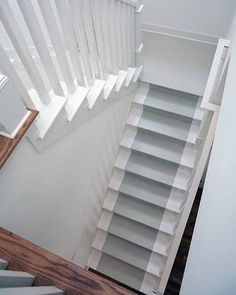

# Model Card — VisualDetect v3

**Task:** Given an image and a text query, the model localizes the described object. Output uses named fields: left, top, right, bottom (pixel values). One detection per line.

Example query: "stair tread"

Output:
left=0, top=270, right=34, bottom=278
left=103, top=234, right=151, bottom=272
left=119, top=172, right=186, bottom=212
left=107, top=214, right=172, bottom=256
left=0, top=287, right=63, bottom=295
left=114, top=193, right=164, bottom=230
left=121, top=151, right=192, bottom=191
left=139, top=109, right=200, bottom=144
left=0, top=270, right=34, bottom=288
left=113, top=193, right=178, bottom=234
left=134, top=130, right=197, bottom=168
left=97, top=253, right=145, bottom=291
left=121, top=126, right=198, bottom=168
left=143, top=85, right=202, bottom=120
left=108, top=214, right=157, bottom=251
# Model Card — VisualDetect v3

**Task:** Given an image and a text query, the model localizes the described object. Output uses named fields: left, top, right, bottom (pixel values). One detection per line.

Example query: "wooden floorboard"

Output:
left=0, top=227, right=134, bottom=295
left=0, top=109, right=38, bottom=168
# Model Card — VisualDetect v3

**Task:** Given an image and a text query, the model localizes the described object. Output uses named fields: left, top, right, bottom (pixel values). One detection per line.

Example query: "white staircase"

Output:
left=0, top=259, right=62, bottom=295
left=88, top=82, right=203, bottom=293
left=88, top=34, right=230, bottom=294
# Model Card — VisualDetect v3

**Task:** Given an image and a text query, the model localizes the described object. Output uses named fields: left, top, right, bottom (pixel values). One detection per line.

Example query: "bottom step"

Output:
left=0, top=287, right=63, bottom=295
left=0, top=270, right=34, bottom=288
left=96, top=253, right=160, bottom=293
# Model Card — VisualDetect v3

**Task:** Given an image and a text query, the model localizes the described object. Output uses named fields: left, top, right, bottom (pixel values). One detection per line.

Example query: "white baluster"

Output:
left=17, top=0, right=64, bottom=97
left=120, top=2, right=128, bottom=70
left=90, top=0, right=108, bottom=80
left=113, top=0, right=123, bottom=69
left=0, top=0, right=51, bottom=105
left=104, top=0, right=119, bottom=74
left=130, top=6, right=135, bottom=66
left=100, top=0, right=113, bottom=74
left=38, top=0, right=75, bottom=94
left=0, top=42, right=35, bottom=109
left=81, top=0, right=101, bottom=79
left=55, top=0, right=86, bottom=87
left=69, top=0, right=94, bottom=86
left=125, top=4, right=132, bottom=66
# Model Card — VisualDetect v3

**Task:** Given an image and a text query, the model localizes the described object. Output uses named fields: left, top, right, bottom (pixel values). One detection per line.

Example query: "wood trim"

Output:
left=0, top=227, right=134, bottom=295
left=0, top=109, right=38, bottom=169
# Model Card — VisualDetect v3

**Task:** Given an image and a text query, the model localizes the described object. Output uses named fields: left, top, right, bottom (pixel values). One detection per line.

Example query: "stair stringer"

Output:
left=27, top=83, right=138, bottom=152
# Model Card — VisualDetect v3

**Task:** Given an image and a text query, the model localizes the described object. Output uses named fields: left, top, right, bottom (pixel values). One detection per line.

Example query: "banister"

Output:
left=0, top=0, right=142, bottom=143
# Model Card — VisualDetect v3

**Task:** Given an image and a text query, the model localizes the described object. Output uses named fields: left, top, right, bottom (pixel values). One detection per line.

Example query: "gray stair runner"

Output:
left=88, top=83, right=202, bottom=294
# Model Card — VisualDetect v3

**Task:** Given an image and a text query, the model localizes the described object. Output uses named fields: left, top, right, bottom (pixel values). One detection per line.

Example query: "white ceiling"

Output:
left=142, top=0, right=236, bottom=38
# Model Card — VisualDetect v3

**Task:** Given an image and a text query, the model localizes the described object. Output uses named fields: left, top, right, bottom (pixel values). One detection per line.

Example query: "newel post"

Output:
left=0, top=73, right=31, bottom=139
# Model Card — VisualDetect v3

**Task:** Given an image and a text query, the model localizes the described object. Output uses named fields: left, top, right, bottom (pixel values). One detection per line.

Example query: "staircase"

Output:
left=88, top=82, right=204, bottom=293
left=0, top=258, right=62, bottom=295
left=88, top=34, right=230, bottom=294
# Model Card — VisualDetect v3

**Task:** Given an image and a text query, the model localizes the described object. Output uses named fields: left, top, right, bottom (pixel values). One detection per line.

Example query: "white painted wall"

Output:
left=0, top=93, right=132, bottom=267
left=180, top=11, right=236, bottom=295
left=142, top=31, right=216, bottom=96
left=143, top=0, right=236, bottom=38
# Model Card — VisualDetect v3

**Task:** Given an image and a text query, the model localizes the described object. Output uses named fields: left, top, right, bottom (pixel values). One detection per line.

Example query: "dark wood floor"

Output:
left=164, top=188, right=202, bottom=295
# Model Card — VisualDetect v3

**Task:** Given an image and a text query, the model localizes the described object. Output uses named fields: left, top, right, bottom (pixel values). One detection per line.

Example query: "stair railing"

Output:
left=158, top=38, right=231, bottom=294
left=0, top=0, right=142, bottom=140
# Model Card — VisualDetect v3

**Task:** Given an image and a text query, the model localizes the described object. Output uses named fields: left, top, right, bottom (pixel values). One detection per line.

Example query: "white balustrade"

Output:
left=0, top=0, right=140, bottom=138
